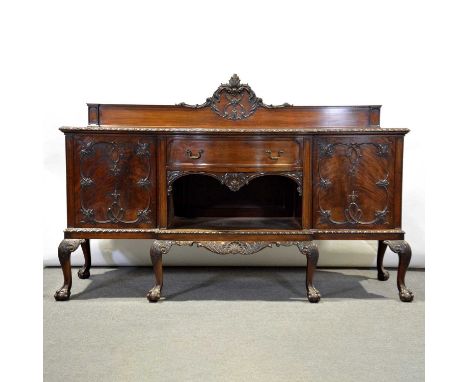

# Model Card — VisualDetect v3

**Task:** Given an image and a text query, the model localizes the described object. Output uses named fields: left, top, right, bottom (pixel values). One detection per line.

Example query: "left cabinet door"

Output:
left=68, top=134, right=157, bottom=228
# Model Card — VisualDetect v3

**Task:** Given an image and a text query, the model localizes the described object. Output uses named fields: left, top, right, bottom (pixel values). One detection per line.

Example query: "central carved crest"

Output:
left=178, top=74, right=291, bottom=120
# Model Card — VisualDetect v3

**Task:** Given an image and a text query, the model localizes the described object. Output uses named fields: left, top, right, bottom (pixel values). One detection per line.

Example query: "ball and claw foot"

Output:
left=377, top=270, right=390, bottom=281
left=54, top=287, right=70, bottom=301
left=147, top=286, right=162, bottom=302
left=307, top=287, right=321, bottom=303
left=77, top=267, right=90, bottom=279
left=399, top=287, right=414, bottom=302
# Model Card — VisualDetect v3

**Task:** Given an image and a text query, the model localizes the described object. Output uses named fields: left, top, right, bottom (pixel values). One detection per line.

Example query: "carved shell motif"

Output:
left=197, top=241, right=274, bottom=255
left=177, top=74, right=291, bottom=120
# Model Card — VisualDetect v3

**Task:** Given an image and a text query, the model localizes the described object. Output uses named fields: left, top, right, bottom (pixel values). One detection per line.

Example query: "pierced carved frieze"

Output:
left=167, top=171, right=303, bottom=195
left=197, top=241, right=274, bottom=255
left=151, top=240, right=317, bottom=257
left=317, top=140, right=392, bottom=226
left=177, top=74, right=291, bottom=120
left=78, top=139, right=153, bottom=225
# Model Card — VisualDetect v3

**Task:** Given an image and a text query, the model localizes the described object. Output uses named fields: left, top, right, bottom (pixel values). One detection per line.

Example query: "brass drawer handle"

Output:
left=265, top=150, right=284, bottom=160
left=186, top=149, right=204, bottom=160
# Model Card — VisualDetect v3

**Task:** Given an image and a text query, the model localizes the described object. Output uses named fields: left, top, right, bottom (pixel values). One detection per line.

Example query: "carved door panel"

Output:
left=312, top=136, right=396, bottom=229
left=72, top=135, right=157, bottom=228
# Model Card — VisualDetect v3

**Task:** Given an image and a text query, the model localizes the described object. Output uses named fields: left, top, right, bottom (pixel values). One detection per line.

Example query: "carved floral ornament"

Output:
left=167, top=171, right=303, bottom=195
left=79, top=140, right=152, bottom=225
left=150, top=240, right=318, bottom=256
left=317, top=141, right=391, bottom=226
left=177, top=74, right=292, bottom=120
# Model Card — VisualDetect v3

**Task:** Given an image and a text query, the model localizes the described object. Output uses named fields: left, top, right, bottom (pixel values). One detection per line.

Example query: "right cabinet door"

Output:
left=312, top=135, right=401, bottom=229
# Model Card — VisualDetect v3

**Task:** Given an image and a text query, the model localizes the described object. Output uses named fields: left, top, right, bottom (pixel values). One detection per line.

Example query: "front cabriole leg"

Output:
left=147, top=240, right=172, bottom=302
left=297, top=242, right=321, bottom=303
left=384, top=240, right=414, bottom=302
left=54, top=239, right=85, bottom=301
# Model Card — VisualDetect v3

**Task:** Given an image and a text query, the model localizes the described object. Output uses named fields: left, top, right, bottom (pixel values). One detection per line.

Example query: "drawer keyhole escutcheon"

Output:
left=186, top=149, right=204, bottom=160
left=266, top=150, right=284, bottom=160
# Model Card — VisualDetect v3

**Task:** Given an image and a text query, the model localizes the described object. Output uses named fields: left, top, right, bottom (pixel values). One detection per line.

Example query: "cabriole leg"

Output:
left=298, top=242, right=321, bottom=303
left=384, top=240, right=414, bottom=302
left=77, top=239, right=91, bottom=279
left=54, top=239, right=85, bottom=301
left=377, top=240, right=390, bottom=281
left=147, top=240, right=171, bottom=302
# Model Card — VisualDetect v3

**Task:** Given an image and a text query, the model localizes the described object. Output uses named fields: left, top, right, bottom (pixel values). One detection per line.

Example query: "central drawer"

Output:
left=167, top=137, right=302, bottom=168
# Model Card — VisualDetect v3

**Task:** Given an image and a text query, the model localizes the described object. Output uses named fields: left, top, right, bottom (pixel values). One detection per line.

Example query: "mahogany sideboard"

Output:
left=55, top=74, right=413, bottom=303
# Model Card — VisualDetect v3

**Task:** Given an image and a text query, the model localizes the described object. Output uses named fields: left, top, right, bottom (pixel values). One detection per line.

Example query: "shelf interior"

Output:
left=168, top=174, right=302, bottom=230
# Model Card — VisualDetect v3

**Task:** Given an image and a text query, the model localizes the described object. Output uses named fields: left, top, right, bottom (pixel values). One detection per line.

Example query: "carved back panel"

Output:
left=312, top=136, right=396, bottom=229
left=87, top=74, right=381, bottom=128
left=72, top=134, right=157, bottom=228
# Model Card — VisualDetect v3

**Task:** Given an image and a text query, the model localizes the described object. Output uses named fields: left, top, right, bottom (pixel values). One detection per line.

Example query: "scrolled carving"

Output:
left=153, top=240, right=319, bottom=257
left=296, top=241, right=319, bottom=257
left=135, top=142, right=150, bottom=157
left=80, top=177, right=94, bottom=187
left=137, top=178, right=151, bottom=187
left=376, top=175, right=389, bottom=188
left=167, top=171, right=303, bottom=195
left=80, top=207, right=95, bottom=223
left=319, top=177, right=331, bottom=189
left=318, top=140, right=391, bottom=226
left=383, top=240, right=411, bottom=255
left=220, top=173, right=251, bottom=192
left=146, top=241, right=321, bottom=303
left=196, top=241, right=274, bottom=255
left=318, top=143, right=334, bottom=158
left=150, top=240, right=181, bottom=256
left=58, top=239, right=85, bottom=263
left=376, top=143, right=389, bottom=157
left=177, top=74, right=291, bottom=120
left=79, top=139, right=152, bottom=224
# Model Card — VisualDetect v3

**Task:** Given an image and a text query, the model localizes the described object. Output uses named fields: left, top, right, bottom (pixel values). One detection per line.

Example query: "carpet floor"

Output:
left=44, top=267, right=424, bottom=382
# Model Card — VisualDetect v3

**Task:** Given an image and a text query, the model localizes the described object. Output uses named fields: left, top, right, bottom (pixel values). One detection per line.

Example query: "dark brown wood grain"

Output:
left=312, top=135, right=396, bottom=230
left=56, top=74, right=412, bottom=302
left=71, top=134, right=157, bottom=228
left=302, top=138, right=312, bottom=229
left=92, top=104, right=381, bottom=129
left=167, top=136, right=302, bottom=169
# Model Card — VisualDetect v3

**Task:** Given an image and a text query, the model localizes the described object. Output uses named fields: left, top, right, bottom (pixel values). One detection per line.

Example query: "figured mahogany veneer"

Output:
left=167, top=137, right=302, bottom=169
left=55, top=74, right=413, bottom=303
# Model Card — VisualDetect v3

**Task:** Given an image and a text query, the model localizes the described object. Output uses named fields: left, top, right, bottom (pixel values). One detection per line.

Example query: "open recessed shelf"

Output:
left=168, top=174, right=302, bottom=230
